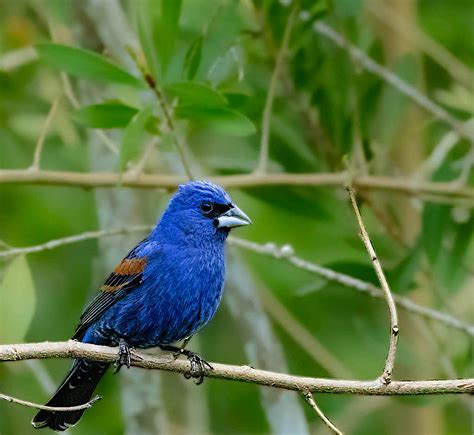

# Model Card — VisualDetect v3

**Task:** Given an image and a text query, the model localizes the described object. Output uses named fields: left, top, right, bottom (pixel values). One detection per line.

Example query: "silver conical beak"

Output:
left=216, top=205, right=252, bottom=228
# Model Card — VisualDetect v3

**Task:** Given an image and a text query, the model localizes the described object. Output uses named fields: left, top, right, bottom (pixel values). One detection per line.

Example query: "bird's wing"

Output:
left=73, top=239, right=151, bottom=340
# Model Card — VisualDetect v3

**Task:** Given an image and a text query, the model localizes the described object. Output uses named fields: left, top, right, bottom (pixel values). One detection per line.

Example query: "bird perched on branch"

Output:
left=32, top=180, right=251, bottom=431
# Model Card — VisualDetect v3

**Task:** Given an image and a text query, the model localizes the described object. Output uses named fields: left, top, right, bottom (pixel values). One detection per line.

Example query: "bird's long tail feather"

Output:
left=32, top=359, right=109, bottom=431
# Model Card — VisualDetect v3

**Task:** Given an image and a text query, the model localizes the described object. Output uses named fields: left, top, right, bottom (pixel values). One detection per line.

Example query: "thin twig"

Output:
left=0, top=170, right=473, bottom=203
left=125, top=137, right=160, bottom=178
left=29, top=99, right=59, bottom=171
left=313, top=22, right=473, bottom=142
left=0, top=225, right=152, bottom=259
left=347, top=186, right=399, bottom=384
left=256, top=3, right=297, bottom=174
left=0, top=227, right=471, bottom=337
left=0, top=391, right=101, bottom=412
left=302, top=391, right=343, bottom=434
left=0, top=341, right=472, bottom=395
left=142, top=72, right=194, bottom=179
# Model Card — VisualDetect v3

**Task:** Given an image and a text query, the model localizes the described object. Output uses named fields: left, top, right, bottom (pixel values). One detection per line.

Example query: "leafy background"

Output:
left=0, top=0, right=473, bottom=434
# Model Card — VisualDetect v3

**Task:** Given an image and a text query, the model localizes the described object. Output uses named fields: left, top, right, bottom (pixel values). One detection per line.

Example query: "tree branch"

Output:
left=0, top=391, right=101, bottom=412
left=141, top=72, right=195, bottom=179
left=228, top=237, right=474, bottom=336
left=0, top=341, right=472, bottom=395
left=302, top=391, right=343, bottom=434
left=29, top=99, right=59, bottom=171
left=347, top=187, right=399, bottom=384
left=0, top=226, right=153, bottom=259
left=0, top=170, right=473, bottom=203
left=312, top=22, right=473, bottom=142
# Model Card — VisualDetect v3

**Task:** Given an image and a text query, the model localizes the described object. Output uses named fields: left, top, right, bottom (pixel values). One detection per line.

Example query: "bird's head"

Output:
left=155, top=180, right=251, bottom=246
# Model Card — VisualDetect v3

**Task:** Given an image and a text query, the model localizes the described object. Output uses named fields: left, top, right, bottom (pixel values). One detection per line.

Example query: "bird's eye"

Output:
left=200, top=202, right=213, bottom=214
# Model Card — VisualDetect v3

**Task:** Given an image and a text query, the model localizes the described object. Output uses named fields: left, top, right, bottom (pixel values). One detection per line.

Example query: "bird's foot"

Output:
left=159, top=345, right=212, bottom=383
left=114, top=339, right=132, bottom=373
left=182, top=350, right=213, bottom=385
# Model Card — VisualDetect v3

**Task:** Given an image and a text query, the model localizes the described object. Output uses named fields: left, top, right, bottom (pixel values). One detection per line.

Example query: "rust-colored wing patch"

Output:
left=114, top=258, right=147, bottom=275
left=100, top=258, right=147, bottom=292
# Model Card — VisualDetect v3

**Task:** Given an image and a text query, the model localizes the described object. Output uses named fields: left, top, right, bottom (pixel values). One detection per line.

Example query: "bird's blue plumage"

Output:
left=82, top=238, right=225, bottom=347
left=32, top=180, right=251, bottom=431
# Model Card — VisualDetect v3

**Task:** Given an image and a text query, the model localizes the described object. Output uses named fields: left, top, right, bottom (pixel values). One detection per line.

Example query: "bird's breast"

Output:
left=134, top=245, right=226, bottom=345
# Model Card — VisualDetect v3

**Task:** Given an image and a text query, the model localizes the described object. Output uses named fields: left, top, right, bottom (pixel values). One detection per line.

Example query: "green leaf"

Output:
left=164, top=81, right=227, bottom=107
left=0, top=255, right=36, bottom=343
left=74, top=103, right=139, bottom=129
left=36, top=43, right=144, bottom=88
left=156, top=0, right=182, bottom=76
left=184, top=36, right=203, bottom=80
left=175, top=105, right=256, bottom=136
left=120, top=106, right=153, bottom=171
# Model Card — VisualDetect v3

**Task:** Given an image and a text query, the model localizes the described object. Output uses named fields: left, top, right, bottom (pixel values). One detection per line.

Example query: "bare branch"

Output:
left=29, top=99, right=60, bottom=171
left=313, top=22, right=473, bottom=142
left=0, top=391, right=101, bottom=412
left=0, top=170, right=473, bottom=203
left=138, top=66, right=194, bottom=179
left=302, top=391, right=343, bottom=434
left=228, top=237, right=474, bottom=336
left=0, top=341, right=472, bottom=395
left=256, top=3, right=297, bottom=174
left=0, top=226, right=152, bottom=259
left=125, top=137, right=160, bottom=179
left=347, top=187, right=399, bottom=384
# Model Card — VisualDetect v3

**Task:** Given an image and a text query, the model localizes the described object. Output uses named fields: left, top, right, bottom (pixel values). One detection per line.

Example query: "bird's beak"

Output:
left=216, top=205, right=252, bottom=228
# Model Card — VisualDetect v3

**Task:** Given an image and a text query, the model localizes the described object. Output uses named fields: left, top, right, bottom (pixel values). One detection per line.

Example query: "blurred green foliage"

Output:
left=0, top=0, right=473, bottom=434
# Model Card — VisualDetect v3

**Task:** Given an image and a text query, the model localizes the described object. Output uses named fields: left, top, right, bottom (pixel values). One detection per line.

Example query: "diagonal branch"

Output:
left=228, top=237, right=474, bottom=336
left=347, top=187, right=399, bottom=384
left=302, top=391, right=343, bottom=434
left=29, top=99, right=59, bottom=171
left=0, top=226, right=152, bottom=259
left=313, top=22, right=473, bottom=142
left=141, top=72, right=194, bottom=179
left=0, top=341, right=472, bottom=395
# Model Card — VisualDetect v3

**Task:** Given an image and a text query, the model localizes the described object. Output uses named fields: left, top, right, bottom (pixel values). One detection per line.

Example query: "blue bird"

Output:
left=32, top=180, right=251, bottom=431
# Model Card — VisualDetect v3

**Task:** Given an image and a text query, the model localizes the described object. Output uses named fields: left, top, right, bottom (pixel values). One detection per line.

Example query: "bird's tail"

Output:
left=32, top=359, right=110, bottom=431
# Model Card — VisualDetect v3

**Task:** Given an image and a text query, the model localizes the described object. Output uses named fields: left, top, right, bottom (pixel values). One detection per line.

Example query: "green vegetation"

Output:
left=1, top=0, right=472, bottom=434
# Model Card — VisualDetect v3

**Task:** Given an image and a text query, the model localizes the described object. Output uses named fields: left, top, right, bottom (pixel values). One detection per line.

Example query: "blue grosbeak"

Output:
left=32, top=181, right=251, bottom=431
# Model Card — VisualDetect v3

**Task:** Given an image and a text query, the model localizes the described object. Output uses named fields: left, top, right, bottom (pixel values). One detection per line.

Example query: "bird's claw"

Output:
left=183, top=351, right=213, bottom=385
left=114, top=339, right=132, bottom=373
